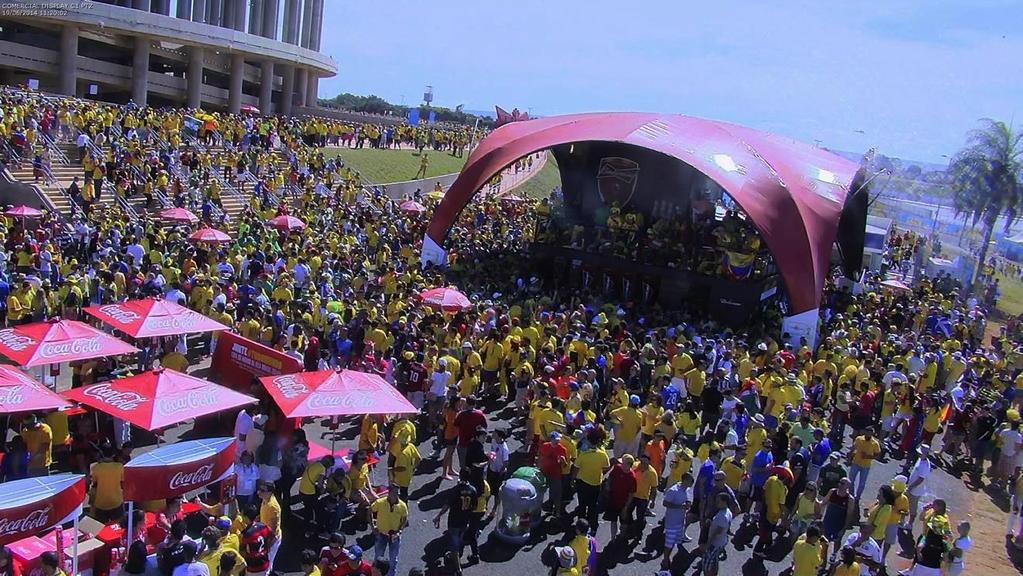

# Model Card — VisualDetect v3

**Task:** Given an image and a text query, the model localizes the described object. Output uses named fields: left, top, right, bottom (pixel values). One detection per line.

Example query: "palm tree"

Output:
left=949, top=119, right=1023, bottom=291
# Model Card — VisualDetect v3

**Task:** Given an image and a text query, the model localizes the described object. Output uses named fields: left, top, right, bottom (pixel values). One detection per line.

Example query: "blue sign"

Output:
left=428, top=111, right=436, bottom=124
left=408, top=108, right=420, bottom=126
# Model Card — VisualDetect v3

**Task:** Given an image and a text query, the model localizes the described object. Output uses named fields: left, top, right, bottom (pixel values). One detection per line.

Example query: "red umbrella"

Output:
left=158, top=207, right=199, bottom=224
left=499, top=194, right=527, bottom=203
left=4, top=205, right=43, bottom=218
left=418, top=287, right=473, bottom=312
left=63, top=368, right=257, bottom=431
left=399, top=200, right=427, bottom=213
left=268, top=215, right=306, bottom=232
left=0, top=474, right=87, bottom=545
left=260, top=369, right=418, bottom=419
left=84, top=298, right=230, bottom=338
left=0, top=318, right=140, bottom=367
left=189, top=227, right=232, bottom=243
left=240, top=104, right=260, bottom=114
left=0, top=365, right=71, bottom=413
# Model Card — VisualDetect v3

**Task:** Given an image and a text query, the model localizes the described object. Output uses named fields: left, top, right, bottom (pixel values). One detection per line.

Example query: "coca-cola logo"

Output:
left=39, top=337, right=103, bottom=359
left=272, top=375, right=309, bottom=399
left=143, top=315, right=200, bottom=331
left=0, top=384, right=25, bottom=406
left=99, top=305, right=141, bottom=325
left=0, top=508, right=50, bottom=538
left=0, top=329, right=36, bottom=351
left=156, top=390, right=217, bottom=416
left=306, top=391, right=374, bottom=410
left=169, top=463, right=214, bottom=490
left=83, top=383, right=148, bottom=411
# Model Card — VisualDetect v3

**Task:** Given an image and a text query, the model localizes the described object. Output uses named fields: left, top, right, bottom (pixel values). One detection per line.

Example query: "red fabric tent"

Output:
left=260, top=369, right=418, bottom=418
left=63, top=369, right=256, bottom=431
left=0, top=319, right=140, bottom=367
left=268, top=215, right=306, bottom=231
left=122, top=437, right=236, bottom=501
left=0, top=365, right=70, bottom=413
left=0, top=474, right=87, bottom=545
left=424, top=112, right=860, bottom=314
left=158, top=208, right=199, bottom=224
left=84, top=299, right=230, bottom=338
left=417, top=287, right=473, bottom=312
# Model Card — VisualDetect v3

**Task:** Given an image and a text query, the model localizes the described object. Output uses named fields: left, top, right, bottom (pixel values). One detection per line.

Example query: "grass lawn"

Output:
left=324, top=147, right=466, bottom=184
left=996, top=272, right=1023, bottom=317
left=509, top=152, right=561, bottom=199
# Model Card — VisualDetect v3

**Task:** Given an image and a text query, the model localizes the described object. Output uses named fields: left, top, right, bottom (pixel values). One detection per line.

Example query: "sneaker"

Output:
left=679, top=534, right=692, bottom=543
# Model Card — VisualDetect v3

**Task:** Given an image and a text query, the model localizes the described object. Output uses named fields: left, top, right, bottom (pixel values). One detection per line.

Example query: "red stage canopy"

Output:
left=84, top=299, right=230, bottom=338
left=260, top=369, right=418, bottom=418
left=123, top=437, right=235, bottom=502
left=424, top=113, right=861, bottom=314
left=0, top=319, right=140, bottom=367
left=63, top=369, right=256, bottom=431
left=0, top=474, right=86, bottom=545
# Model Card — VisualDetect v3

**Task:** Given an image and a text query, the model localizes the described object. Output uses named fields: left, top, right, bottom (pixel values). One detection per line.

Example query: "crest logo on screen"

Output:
left=597, top=157, right=640, bottom=208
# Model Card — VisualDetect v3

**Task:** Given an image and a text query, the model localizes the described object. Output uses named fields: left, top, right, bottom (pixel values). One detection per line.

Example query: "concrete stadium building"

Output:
left=0, top=0, right=336, bottom=114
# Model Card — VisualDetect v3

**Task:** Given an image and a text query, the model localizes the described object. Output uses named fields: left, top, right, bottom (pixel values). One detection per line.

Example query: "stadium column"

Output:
left=133, top=0, right=151, bottom=10
left=222, top=0, right=234, bottom=29
left=191, top=0, right=206, bottom=23
left=209, top=0, right=222, bottom=26
left=186, top=46, right=203, bottom=109
left=151, top=0, right=170, bottom=15
left=132, top=36, right=150, bottom=106
left=261, top=0, right=278, bottom=39
left=59, top=25, right=78, bottom=97
left=280, top=65, right=294, bottom=116
left=295, top=68, right=308, bottom=108
left=309, top=0, right=322, bottom=50
left=177, top=0, right=193, bottom=19
left=283, top=0, right=299, bottom=44
left=299, top=0, right=313, bottom=48
left=306, top=74, right=317, bottom=108
left=259, top=61, right=274, bottom=115
left=248, top=0, right=263, bottom=35
left=229, top=53, right=244, bottom=114
left=232, top=0, right=246, bottom=31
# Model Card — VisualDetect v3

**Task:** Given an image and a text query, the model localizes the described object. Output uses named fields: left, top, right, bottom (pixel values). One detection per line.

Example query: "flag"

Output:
left=428, top=111, right=436, bottom=124
left=408, top=108, right=420, bottom=126
left=182, top=115, right=202, bottom=139
left=723, top=251, right=755, bottom=279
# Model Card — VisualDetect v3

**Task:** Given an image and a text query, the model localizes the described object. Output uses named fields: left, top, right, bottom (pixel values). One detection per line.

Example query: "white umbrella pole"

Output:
left=72, top=514, right=80, bottom=576
left=330, top=416, right=337, bottom=453
left=126, top=501, right=135, bottom=547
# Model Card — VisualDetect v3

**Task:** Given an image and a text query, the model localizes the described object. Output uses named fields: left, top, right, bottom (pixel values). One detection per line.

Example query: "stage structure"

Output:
left=422, top=113, right=870, bottom=346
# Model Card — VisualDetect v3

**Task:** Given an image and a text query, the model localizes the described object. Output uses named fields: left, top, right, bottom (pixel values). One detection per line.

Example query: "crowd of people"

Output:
left=0, top=89, right=1020, bottom=576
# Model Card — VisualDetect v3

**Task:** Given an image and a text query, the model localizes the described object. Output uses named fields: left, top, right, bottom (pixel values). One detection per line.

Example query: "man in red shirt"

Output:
left=240, top=505, right=272, bottom=576
left=454, top=396, right=487, bottom=471
left=539, top=431, right=569, bottom=519
left=334, top=545, right=372, bottom=576
left=605, top=454, right=638, bottom=540
left=405, top=354, right=428, bottom=412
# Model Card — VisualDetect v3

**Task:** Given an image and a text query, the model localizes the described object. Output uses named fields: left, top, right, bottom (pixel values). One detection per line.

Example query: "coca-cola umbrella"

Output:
left=0, top=474, right=87, bottom=574
left=83, top=298, right=230, bottom=339
left=62, top=368, right=256, bottom=431
left=4, top=205, right=43, bottom=218
left=158, top=207, right=199, bottom=224
left=0, top=365, right=71, bottom=413
left=398, top=200, right=427, bottom=213
left=417, top=287, right=473, bottom=312
left=267, top=215, right=306, bottom=232
left=261, top=369, right=417, bottom=451
left=122, top=437, right=235, bottom=542
left=0, top=318, right=140, bottom=368
left=188, top=227, right=232, bottom=243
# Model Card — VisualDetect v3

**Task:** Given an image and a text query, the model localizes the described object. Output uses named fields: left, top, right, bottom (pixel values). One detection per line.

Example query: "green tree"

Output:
left=949, top=118, right=1023, bottom=289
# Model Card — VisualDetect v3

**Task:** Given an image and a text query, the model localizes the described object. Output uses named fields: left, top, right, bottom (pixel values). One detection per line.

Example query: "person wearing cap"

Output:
left=572, top=438, right=612, bottom=531
left=552, top=545, right=578, bottom=576
left=883, top=476, right=911, bottom=564
left=21, top=412, right=52, bottom=477
left=333, top=545, right=371, bottom=576
left=610, top=395, right=643, bottom=458
left=906, top=444, right=932, bottom=528
left=540, top=431, right=569, bottom=518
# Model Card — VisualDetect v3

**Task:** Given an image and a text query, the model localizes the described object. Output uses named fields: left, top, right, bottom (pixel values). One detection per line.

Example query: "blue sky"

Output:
left=318, top=0, right=1021, bottom=163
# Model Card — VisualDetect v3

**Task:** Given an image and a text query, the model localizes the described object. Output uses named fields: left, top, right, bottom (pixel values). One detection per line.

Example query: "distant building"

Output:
left=0, top=0, right=336, bottom=114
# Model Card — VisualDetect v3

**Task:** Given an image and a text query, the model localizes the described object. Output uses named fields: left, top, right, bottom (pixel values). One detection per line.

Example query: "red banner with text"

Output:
left=210, top=331, right=302, bottom=391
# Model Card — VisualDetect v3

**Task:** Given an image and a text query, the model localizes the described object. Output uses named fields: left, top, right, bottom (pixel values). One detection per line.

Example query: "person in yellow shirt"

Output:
left=789, top=525, right=826, bottom=576
left=832, top=546, right=861, bottom=576
left=256, top=481, right=282, bottom=568
left=160, top=348, right=189, bottom=372
left=21, top=414, right=53, bottom=476
left=610, top=396, right=643, bottom=457
left=298, top=456, right=332, bottom=536
left=883, top=475, right=911, bottom=563
left=572, top=444, right=610, bottom=529
left=90, top=447, right=125, bottom=522
left=753, top=467, right=790, bottom=558
left=389, top=437, right=420, bottom=501
left=370, top=489, right=408, bottom=569
left=848, top=428, right=881, bottom=499
left=628, top=454, right=659, bottom=531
